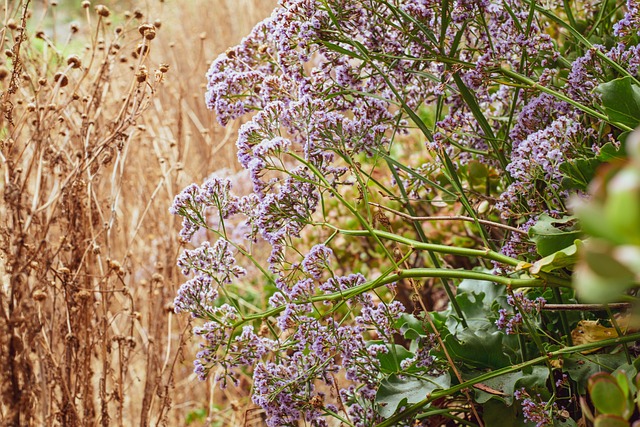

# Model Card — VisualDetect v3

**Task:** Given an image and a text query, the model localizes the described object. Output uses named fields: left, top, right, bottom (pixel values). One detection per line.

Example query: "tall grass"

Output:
left=0, top=1, right=275, bottom=425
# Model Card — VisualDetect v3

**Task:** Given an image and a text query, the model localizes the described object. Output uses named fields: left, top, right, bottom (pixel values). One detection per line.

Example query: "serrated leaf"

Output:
left=529, top=214, right=581, bottom=257
left=530, top=240, right=581, bottom=274
left=376, top=373, right=450, bottom=418
left=596, top=77, right=640, bottom=128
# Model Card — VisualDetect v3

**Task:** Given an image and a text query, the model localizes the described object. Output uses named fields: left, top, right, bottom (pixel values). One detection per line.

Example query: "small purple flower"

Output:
left=514, top=388, right=553, bottom=427
left=302, top=244, right=333, bottom=279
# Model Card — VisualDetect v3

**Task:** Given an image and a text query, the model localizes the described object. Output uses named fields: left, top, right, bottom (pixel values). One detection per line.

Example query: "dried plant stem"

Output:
left=370, top=202, right=528, bottom=235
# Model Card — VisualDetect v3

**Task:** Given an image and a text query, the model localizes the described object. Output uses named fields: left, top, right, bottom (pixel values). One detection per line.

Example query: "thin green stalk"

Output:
left=495, top=67, right=634, bottom=131
left=385, top=161, right=467, bottom=327
left=325, top=225, right=520, bottom=266
left=234, top=267, right=566, bottom=329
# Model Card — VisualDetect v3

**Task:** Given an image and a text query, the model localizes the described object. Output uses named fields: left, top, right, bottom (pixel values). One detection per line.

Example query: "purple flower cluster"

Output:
left=514, top=388, right=553, bottom=427
left=496, top=292, right=546, bottom=334
left=171, top=0, right=640, bottom=424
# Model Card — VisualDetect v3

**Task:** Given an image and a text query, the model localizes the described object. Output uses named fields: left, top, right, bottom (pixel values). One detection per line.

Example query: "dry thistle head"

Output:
left=70, top=22, right=80, bottom=33
left=81, top=0, right=90, bottom=8
left=133, top=10, right=144, bottom=19
left=6, top=19, right=17, bottom=30
left=95, top=5, right=110, bottom=17
left=158, top=63, right=169, bottom=73
left=153, top=19, right=162, bottom=28
left=67, top=54, right=82, bottom=68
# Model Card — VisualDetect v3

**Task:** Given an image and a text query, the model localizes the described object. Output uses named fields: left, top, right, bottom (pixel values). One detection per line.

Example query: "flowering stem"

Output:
left=374, top=332, right=640, bottom=427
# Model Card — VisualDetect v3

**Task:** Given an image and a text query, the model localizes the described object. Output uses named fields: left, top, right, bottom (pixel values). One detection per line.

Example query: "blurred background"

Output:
left=0, top=0, right=276, bottom=425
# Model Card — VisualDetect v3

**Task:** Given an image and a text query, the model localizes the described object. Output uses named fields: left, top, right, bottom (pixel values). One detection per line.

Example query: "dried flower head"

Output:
left=95, top=5, right=110, bottom=17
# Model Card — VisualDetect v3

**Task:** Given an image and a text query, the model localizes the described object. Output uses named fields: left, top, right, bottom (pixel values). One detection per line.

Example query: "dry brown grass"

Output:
left=0, top=0, right=276, bottom=425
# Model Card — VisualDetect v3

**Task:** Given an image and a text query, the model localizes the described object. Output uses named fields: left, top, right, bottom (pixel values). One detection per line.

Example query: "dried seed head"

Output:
left=70, top=22, right=80, bottom=33
left=35, top=30, right=45, bottom=39
left=38, top=77, right=47, bottom=86
left=4, top=49, right=12, bottom=58
left=77, top=290, right=92, bottom=300
left=81, top=0, right=90, bottom=8
left=0, top=67, right=9, bottom=80
left=138, top=23, right=153, bottom=36
left=115, top=26, right=123, bottom=34
left=32, top=289, right=47, bottom=301
left=135, top=65, right=148, bottom=83
left=47, top=103, right=57, bottom=111
left=135, top=42, right=148, bottom=57
left=6, top=19, right=17, bottom=30
left=67, top=54, right=82, bottom=68
left=151, top=273, right=164, bottom=283
left=199, top=32, right=207, bottom=40
left=26, top=103, right=36, bottom=112
left=54, top=72, right=68, bottom=87
left=144, top=28, right=156, bottom=40
left=158, top=63, right=169, bottom=73
left=51, top=0, right=58, bottom=6
left=153, top=19, right=162, bottom=28
left=133, top=10, right=143, bottom=19
left=95, top=5, right=110, bottom=17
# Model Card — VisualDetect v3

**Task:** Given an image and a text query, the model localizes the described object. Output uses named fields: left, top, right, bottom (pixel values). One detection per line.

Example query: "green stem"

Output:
left=496, top=67, right=633, bottom=131
left=233, top=267, right=566, bottom=329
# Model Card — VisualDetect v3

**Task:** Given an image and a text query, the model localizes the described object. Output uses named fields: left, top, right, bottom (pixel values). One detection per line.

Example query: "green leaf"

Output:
left=445, top=326, right=511, bottom=369
left=374, top=343, right=415, bottom=374
left=376, top=373, right=450, bottom=418
left=565, top=353, right=628, bottom=394
left=397, top=313, right=427, bottom=340
left=596, top=77, right=640, bottom=129
left=481, top=399, right=523, bottom=427
left=530, top=240, right=581, bottom=274
left=589, top=373, right=629, bottom=417
left=560, top=157, right=601, bottom=191
left=471, top=371, right=523, bottom=405
left=594, top=414, right=631, bottom=427
left=598, top=141, right=627, bottom=162
left=528, top=214, right=581, bottom=257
